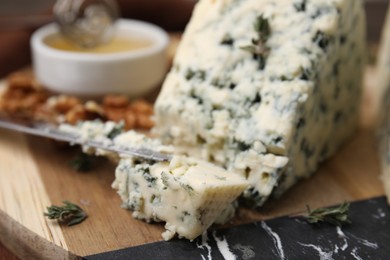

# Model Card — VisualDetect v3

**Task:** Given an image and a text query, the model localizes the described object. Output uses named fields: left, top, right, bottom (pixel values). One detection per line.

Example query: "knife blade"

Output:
left=0, top=118, right=172, bottom=162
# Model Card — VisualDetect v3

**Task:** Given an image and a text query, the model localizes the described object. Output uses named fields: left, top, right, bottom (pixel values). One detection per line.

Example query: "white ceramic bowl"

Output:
left=31, top=19, right=169, bottom=97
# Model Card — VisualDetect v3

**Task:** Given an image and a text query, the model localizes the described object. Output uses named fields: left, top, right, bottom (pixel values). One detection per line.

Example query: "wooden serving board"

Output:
left=0, top=59, right=386, bottom=258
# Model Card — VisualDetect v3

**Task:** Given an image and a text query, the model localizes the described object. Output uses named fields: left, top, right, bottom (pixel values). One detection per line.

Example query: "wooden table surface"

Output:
left=0, top=28, right=32, bottom=260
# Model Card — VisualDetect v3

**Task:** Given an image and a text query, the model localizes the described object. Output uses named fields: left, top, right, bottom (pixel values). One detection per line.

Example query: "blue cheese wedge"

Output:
left=154, top=0, right=366, bottom=206
left=112, top=155, right=248, bottom=241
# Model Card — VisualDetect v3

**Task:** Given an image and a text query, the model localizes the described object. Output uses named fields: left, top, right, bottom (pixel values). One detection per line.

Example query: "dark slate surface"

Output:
left=85, top=197, right=390, bottom=260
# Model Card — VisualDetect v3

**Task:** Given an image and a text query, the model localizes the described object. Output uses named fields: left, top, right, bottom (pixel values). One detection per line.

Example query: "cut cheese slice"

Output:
left=112, top=155, right=248, bottom=240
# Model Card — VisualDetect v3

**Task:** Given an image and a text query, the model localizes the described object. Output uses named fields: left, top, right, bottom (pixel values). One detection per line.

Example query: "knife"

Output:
left=0, top=118, right=171, bottom=162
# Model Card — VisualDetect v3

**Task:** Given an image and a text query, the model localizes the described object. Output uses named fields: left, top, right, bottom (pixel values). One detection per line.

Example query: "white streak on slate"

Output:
left=336, top=227, right=346, bottom=238
left=351, top=247, right=363, bottom=260
left=212, top=231, right=236, bottom=260
left=349, top=234, right=379, bottom=249
left=336, top=227, right=348, bottom=251
left=298, top=243, right=334, bottom=260
left=260, top=221, right=285, bottom=260
left=197, top=232, right=212, bottom=260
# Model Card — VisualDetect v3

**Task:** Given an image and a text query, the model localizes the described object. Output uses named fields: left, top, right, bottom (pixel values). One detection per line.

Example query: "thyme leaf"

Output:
left=239, top=45, right=258, bottom=54
left=70, top=152, right=92, bottom=172
left=304, top=202, right=351, bottom=226
left=254, top=15, right=270, bottom=40
left=44, top=201, right=88, bottom=226
left=107, top=122, right=124, bottom=139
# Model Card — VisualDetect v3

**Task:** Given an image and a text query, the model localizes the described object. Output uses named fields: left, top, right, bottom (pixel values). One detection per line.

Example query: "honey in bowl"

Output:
left=44, top=34, right=152, bottom=53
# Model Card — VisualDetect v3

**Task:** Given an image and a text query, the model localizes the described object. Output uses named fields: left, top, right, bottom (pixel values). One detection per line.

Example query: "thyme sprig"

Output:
left=304, top=202, right=351, bottom=226
left=44, top=201, right=88, bottom=226
left=240, top=15, right=270, bottom=69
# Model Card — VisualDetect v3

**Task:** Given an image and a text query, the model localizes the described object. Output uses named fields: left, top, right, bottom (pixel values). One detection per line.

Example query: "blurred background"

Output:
left=0, top=0, right=198, bottom=77
left=0, top=0, right=388, bottom=78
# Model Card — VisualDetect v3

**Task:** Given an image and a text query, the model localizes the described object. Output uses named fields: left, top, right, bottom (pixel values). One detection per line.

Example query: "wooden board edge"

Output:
left=0, top=209, right=80, bottom=260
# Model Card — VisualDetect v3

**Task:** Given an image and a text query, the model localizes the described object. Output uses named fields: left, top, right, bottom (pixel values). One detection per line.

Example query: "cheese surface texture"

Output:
left=154, top=0, right=366, bottom=206
left=112, top=155, right=248, bottom=241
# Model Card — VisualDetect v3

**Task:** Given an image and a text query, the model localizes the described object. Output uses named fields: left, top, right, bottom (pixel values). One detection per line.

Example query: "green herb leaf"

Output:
left=304, top=202, right=351, bottom=226
left=44, top=201, right=87, bottom=226
left=70, top=152, right=92, bottom=172
left=240, top=15, right=271, bottom=70
left=107, top=122, right=124, bottom=139
left=240, top=45, right=258, bottom=54
left=254, top=15, right=270, bottom=40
